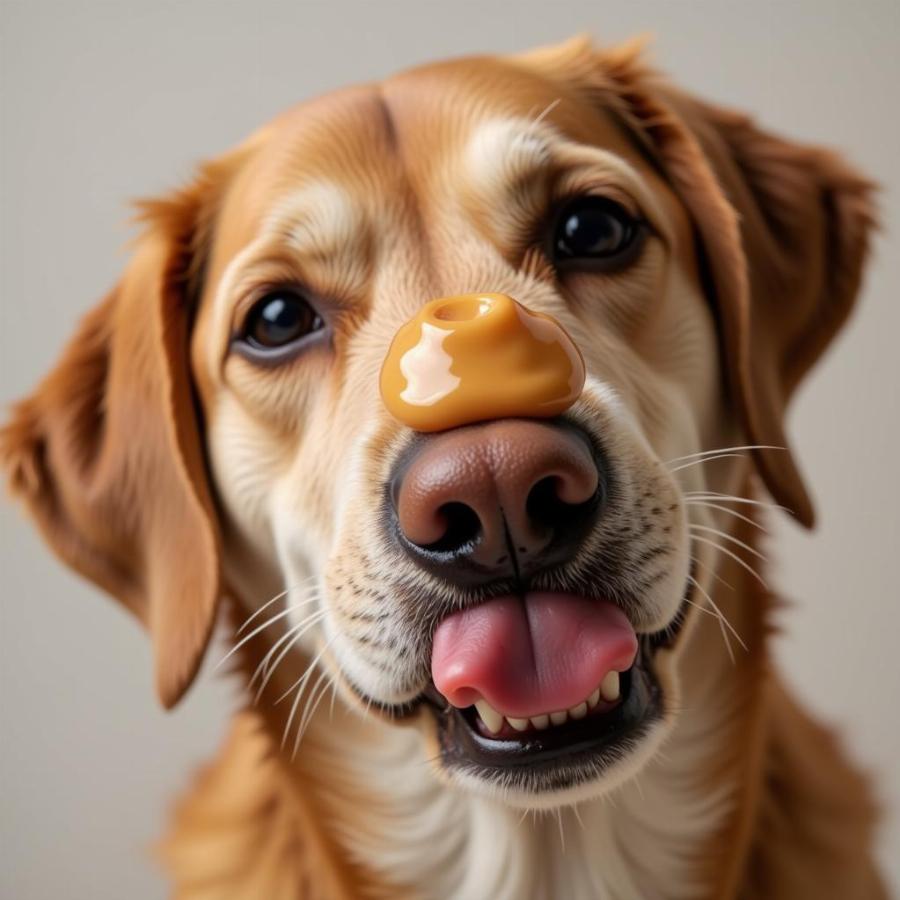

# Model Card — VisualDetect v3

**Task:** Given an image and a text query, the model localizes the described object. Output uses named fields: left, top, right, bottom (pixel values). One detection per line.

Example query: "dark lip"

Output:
left=429, top=643, right=660, bottom=786
left=351, top=577, right=693, bottom=791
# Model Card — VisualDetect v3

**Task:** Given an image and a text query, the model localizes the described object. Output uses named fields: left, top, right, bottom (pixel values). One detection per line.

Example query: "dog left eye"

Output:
left=240, top=290, right=324, bottom=352
left=550, top=196, right=644, bottom=269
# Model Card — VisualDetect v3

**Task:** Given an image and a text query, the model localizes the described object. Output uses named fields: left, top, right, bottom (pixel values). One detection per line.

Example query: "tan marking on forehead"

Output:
left=264, top=182, right=365, bottom=264
left=203, top=86, right=401, bottom=276
left=457, top=116, right=676, bottom=254
left=464, top=117, right=555, bottom=195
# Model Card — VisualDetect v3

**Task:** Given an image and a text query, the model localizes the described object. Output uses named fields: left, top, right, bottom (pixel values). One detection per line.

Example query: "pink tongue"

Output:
left=431, top=593, right=638, bottom=717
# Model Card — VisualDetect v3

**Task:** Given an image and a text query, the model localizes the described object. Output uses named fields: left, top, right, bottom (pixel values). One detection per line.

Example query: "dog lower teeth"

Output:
left=471, top=670, right=624, bottom=735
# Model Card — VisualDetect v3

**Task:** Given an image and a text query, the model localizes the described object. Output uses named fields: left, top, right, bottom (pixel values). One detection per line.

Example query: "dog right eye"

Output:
left=238, top=290, right=325, bottom=354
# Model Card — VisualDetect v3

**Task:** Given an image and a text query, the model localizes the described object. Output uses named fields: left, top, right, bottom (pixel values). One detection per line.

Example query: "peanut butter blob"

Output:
left=380, top=293, right=585, bottom=432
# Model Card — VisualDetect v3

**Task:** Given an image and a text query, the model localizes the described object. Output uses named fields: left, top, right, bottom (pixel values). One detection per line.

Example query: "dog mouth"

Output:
left=394, top=583, right=690, bottom=795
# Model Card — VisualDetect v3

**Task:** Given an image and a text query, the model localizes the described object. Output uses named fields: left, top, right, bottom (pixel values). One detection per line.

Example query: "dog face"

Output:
left=2, top=38, right=873, bottom=808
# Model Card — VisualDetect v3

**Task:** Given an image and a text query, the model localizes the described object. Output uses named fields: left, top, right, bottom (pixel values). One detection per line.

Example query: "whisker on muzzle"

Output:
left=251, top=606, right=327, bottom=702
left=217, top=597, right=319, bottom=671
left=689, top=524, right=767, bottom=563
left=689, top=534, right=769, bottom=590
left=665, top=444, right=785, bottom=466
left=669, top=453, right=747, bottom=474
left=690, top=553, right=735, bottom=594
left=293, top=667, right=336, bottom=758
left=685, top=500, right=768, bottom=533
left=279, top=635, right=338, bottom=756
left=235, top=574, right=318, bottom=635
left=686, top=574, right=747, bottom=663
left=684, top=491, right=789, bottom=517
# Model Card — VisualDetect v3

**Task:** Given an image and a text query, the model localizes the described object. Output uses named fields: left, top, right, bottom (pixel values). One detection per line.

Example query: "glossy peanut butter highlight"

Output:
left=380, top=293, right=585, bottom=432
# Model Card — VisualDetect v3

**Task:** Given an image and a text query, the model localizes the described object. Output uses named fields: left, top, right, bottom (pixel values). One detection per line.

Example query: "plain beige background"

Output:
left=1, top=1, right=898, bottom=897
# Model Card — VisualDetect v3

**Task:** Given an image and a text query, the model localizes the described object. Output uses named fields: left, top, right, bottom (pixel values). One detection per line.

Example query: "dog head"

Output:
left=2, top=37, right=873, bottom=807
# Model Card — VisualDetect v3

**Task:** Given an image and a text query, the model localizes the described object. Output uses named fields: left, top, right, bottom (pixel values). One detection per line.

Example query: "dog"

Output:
left=2, top=36, right=887, bottom=899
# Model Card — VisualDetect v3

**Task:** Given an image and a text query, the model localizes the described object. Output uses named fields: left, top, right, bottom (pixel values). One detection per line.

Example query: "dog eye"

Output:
left=241, top=290, right=324, bottom=351
left=550, top=196, right=643, bottom=269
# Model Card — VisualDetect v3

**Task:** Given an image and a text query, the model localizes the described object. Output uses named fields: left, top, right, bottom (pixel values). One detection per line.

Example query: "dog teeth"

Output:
left=600, top=670, right=621, bottom=703
left=474, top=671, right=625, bottom=735
left=474, top=699, right=504, bottom=734
left=569, top=701, right=588, bottom=720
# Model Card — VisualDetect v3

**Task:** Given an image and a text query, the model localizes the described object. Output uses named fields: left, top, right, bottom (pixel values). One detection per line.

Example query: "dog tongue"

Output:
left=431, top=593, right=637, bottom=718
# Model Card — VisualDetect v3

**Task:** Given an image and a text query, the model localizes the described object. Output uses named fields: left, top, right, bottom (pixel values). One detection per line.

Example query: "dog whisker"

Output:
left=684, top=491, right=788, bottom=513
left=669, top=453, right=747, bottom=474
left=279, top=636, right=337, bottom=752
left=235, top=575, right=318, bottom=635
left=689, top=554, right=735, bottom=593
left=276, top=634, right=335, bottom=705
left=363, top=688, right=375, bottom=721
left=218, top=600, right=317, bottom=670
left=531, top=97, right=561, bottom=127
left=665, top=444, right=785, bottom=465
left=235, top=587, right=291, bottom=636
left=571, top=803, right=587, bottom=832
left=683, top=596, right=724, bottom=622
left=632, top=774, right=645, bottom=803
left=249, top=613, right=325, bottom=700
left=689, top=524, right=767, bottom=562
left=292, top=667, right=334, bottom=758
left=687, top=575, right=747, bottom=662
left=329, top=677, right=339, bottom=721
left=690, top=534, right=769, bottom=589
left=251, top=610, right=327, bottom=702
left=685, top=500, right=768, bottom=532
left=251, top=620, right=311, bottom=689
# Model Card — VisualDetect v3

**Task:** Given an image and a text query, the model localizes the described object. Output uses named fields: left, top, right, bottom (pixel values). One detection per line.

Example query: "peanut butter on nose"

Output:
left=380, top=293, right=585, bottom=432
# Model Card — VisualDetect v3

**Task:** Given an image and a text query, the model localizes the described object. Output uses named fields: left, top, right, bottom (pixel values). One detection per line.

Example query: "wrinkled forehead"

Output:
left=204, top=57, right=666, bottom=275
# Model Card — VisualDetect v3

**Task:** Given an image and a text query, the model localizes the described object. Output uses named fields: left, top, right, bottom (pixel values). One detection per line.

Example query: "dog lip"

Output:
left=344, top=570, right=695, bottom=795
left=435, top=647, right=660, bottom=778
left=385, top=573, right=695, bottom=789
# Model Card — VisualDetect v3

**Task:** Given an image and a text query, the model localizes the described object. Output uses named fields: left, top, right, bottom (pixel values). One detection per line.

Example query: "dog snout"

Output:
left=391, top=419, right=604, bottom=584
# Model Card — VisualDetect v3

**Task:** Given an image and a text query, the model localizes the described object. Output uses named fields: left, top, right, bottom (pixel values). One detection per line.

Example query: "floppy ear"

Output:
left=649, top=87, right=876, bottom=528
left=1, top=178, right=224, bottom=708
left=531, top=37, right=877, bottom=526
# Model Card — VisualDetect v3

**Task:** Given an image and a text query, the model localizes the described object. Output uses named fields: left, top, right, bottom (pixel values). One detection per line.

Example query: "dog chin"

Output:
left=443, top=715, right=673, bottom=811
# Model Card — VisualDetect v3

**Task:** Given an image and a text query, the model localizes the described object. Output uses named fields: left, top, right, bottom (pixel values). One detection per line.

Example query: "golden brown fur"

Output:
left=2, top=36, right=885, bottom=898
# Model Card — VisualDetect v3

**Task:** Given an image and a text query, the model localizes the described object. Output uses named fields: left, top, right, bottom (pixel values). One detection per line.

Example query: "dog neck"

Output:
left=212, top=515, right=770, bottom=900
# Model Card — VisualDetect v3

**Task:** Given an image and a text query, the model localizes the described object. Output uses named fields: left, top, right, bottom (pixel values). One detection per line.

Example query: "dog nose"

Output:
left=380, top=293, right=585, bottom=432
left=393, top=420, right=602, bottom=583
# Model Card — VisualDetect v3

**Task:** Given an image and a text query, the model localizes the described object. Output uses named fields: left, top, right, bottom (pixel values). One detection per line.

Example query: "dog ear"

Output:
left=600, top=42, right=876, bottom=527
left=1, top=170, right=228, bottom=708
left=654, top=93, right=875, bottom=527
left=525, top=37, right=876, bottom=526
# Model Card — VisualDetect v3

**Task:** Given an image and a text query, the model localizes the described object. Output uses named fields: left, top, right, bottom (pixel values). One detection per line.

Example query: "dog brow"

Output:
left=464, top=117, right=554, bottom=199
left=264, top=182, right=363, bottom=259
left=253, top=181, right=371, bottom=300
left=458, top=117, right=558, bottom=248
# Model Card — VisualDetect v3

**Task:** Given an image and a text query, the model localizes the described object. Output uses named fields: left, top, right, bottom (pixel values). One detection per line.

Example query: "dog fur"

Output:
left=2, top=37, right=886, bottom=898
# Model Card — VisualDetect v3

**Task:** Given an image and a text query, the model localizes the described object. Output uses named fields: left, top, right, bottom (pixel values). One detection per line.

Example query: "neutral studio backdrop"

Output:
left=2, top=1, right=899, bottom=896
